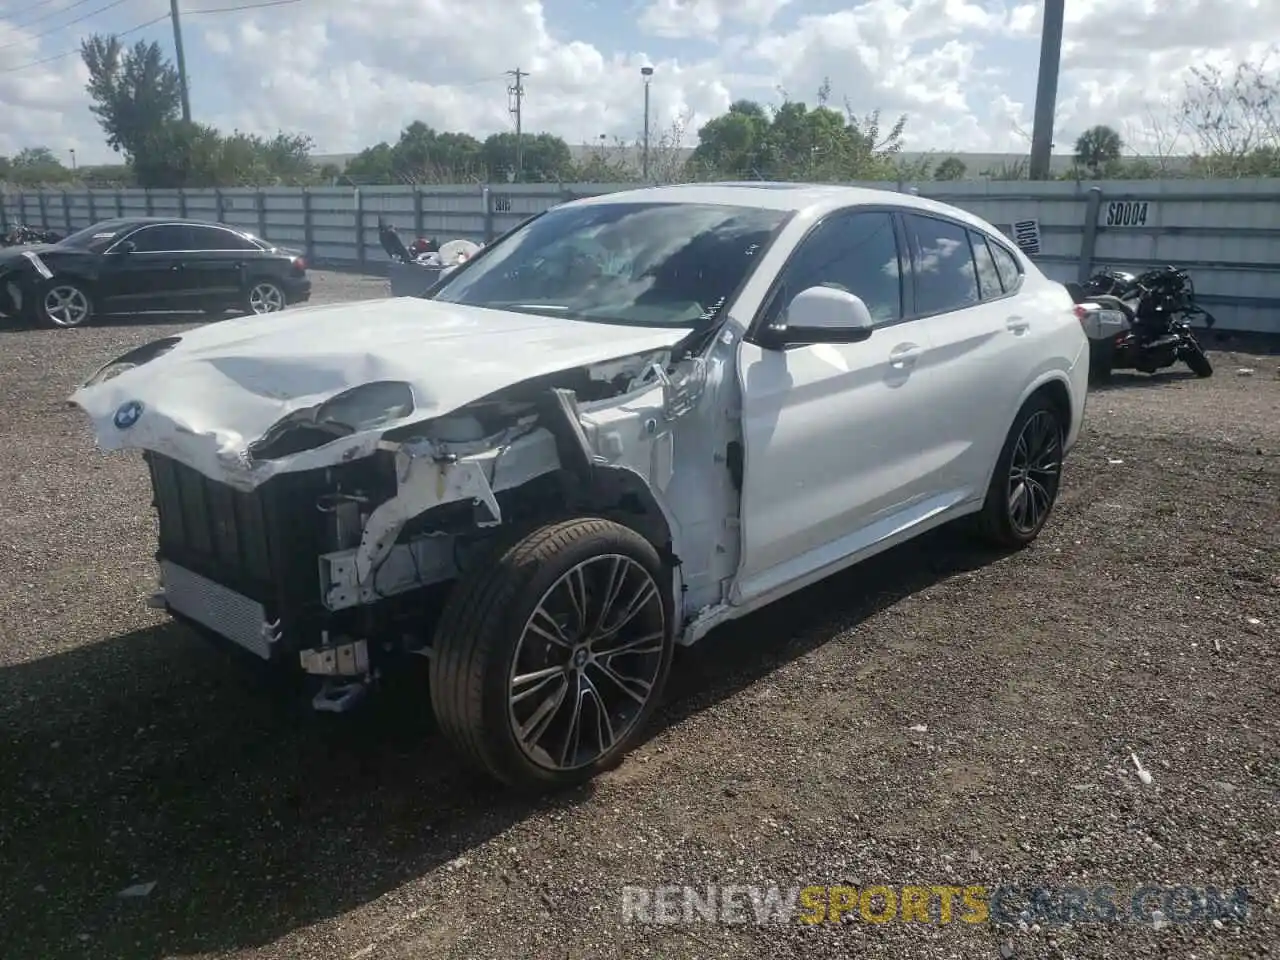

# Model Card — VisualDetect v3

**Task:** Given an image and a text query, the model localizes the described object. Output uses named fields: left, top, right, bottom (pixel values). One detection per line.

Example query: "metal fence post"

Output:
left=482, top=186, right=494, bottom=243
left=115, top=191, right=124, bottom=217
left=1078, top=186, right=1105, bottom=283
left=87, top=190, right=96, bottom=224
left=38, top=191, right=49, bottom=229
left=354, top=188, right=365, bottom=266
left=413, top=187, right=424, bottom=239
left=0, top=192, right=8, bottom=233
left=62, top=191, right=72, bottom=232
left=302, top=187, right=314, bottom=263
left=144, top=190, right=154, bottom=216
left=179, top=188, right=188, bottom=218
left=214, top=188, right=225, bottom=223
left=256, top=190, right=268, bottom=241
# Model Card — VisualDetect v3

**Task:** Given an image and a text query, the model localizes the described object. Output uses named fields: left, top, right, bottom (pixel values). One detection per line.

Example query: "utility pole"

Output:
left=170, top=0, right=192, bottom=123
left=640, top=65, right=653, bottom=180
left=1028, top=0, right=1064, bottom=180
left=507, top=68, right=526, bottom=181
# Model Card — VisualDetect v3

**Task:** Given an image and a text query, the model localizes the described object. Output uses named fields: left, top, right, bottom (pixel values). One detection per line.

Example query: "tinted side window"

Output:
left=905, top=214, right=979, bottom=315
left=768, top=211, right=902, bottom=325
left=969, top=230, right=1003, bottom=299
left=187, top=226, right=258, bottom=251
left=128, top=225, right=187, bottom=252
left=988, top=240, right=1023, bottom=293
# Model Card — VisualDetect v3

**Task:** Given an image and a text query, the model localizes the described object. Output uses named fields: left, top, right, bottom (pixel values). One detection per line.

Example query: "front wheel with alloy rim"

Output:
left=35, top=279, right=94, bottom=328
left=975, top=394, right=1065, bottom=548
left=245, top=280, right=286, bottom=314
left=429, top=518, right=675, bottom=790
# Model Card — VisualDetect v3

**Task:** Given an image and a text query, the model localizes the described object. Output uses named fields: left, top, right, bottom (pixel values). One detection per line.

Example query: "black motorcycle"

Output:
left=1, top=225, right=63, bottom=247
left=1067, top=265, right=1215, bottom=382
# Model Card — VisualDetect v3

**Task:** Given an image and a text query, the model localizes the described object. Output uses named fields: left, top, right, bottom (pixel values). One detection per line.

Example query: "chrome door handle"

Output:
left=889, top=342, right=924, bottom=367
left=1006, top=315, right=1030, bottom=333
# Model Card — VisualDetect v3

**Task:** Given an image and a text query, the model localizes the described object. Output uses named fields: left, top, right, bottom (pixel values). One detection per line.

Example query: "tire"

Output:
left=429, top=518, right=675, bottom=790
left=32, top=278, right=94, bottom=329
left=975, top=394, right=1065, bottom=549
left=244, top=279, right=287, bottom=314
left=1182, top=337, right=1213, bottom=378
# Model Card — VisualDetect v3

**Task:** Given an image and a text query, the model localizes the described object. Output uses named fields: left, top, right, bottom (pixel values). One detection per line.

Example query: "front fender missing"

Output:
left=355, top=454, right=502, bottom=583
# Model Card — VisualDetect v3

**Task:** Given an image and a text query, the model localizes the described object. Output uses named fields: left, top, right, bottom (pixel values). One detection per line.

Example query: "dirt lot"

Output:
left=0, top=271, right=1276, bottom=960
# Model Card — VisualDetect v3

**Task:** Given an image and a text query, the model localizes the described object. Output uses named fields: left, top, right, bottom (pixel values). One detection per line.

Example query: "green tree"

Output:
left=81, top=33, right=315, bottom=187
left=688, top=81, right=907, bottom=181
left=81, top=36, right=182, bottom=161
left=345, top=142, right=396, bottom=182
left=933, top=155, right=967, bottom=180
left=1074, top=124, right=1123, bottom=176
left=481, top=131, right=573, bottom=182
left=689, top=100, right=772, bottom=178
left=4, top=146, right=74, bottom=185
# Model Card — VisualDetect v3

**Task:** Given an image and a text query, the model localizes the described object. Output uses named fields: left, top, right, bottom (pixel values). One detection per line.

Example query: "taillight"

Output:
left=292, top=256, right=306, bottom=272
left=1073, top=304, right=1090, bottom=324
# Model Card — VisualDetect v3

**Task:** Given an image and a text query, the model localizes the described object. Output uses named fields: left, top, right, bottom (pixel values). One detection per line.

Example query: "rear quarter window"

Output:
left=987, top=239, right=1024, bottom=293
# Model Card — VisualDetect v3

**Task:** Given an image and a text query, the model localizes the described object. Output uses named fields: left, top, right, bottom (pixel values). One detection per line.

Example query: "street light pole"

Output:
left=641, top=65, right=653, bottom=181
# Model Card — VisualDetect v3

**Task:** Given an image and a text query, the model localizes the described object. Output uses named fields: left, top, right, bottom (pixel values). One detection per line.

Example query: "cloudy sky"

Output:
left=0, top=0, right=1275, bottom=165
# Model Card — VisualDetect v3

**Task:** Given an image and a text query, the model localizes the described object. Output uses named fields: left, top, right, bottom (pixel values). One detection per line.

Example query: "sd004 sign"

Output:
left=1104, top=200, right=1150, bottom=227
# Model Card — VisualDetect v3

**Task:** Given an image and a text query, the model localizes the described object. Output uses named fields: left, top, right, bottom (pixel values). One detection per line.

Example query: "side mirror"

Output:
left=762, top=285, right=875, bottom=348
left=115, top=241, right=136, bottom=255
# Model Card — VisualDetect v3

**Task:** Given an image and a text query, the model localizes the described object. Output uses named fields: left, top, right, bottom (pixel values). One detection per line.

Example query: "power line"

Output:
left=7, top=0, right=102, bottom=32
left=0, top=0, right=139, bottom=53
left=0, top=10, right=168, bottom=73
left=184, top=0, right=303, bottom=15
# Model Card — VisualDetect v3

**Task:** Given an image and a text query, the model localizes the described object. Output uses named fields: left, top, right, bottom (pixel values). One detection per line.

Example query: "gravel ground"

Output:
left=0, top=272, right=1276, bottom=960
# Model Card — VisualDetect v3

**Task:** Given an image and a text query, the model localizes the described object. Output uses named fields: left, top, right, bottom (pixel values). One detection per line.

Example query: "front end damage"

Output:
left=0, top=249, right=56, bottom=320
left=89, top=344, right=710, bottom=712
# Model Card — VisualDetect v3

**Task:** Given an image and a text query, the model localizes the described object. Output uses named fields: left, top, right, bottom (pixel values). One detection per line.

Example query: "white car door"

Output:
left=901, top=213, right=1035, bottom=502
left=734, top=208, right=954, bottom=601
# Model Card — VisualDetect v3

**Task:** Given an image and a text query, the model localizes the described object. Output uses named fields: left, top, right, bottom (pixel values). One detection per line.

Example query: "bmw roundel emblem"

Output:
left=113, top=400, right=144, bottom=430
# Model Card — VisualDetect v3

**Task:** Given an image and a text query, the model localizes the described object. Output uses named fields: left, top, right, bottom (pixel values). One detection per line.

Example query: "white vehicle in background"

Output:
left=71, top=183, right=1089, bottom=790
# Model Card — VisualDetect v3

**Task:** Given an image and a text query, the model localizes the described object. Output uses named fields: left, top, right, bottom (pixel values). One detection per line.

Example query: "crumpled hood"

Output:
left=70, top=296, right=685, bottom=489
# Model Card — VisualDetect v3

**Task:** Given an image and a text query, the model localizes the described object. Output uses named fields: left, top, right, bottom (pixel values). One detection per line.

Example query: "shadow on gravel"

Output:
left=0, top=526, right=1005, bottom=958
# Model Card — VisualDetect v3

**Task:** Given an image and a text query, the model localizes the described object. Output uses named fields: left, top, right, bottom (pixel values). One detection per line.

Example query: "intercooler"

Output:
left=146, top=452, right=277, bottom=595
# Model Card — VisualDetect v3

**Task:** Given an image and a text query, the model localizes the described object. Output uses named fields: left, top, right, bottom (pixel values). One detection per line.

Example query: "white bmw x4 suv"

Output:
left=72, top=183, right=1089, bottom=790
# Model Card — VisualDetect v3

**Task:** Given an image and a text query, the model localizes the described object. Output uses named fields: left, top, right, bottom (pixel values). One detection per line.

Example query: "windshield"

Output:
left=57, top=220, right=135, bottom=253
left=430, top=201, right=788, bottom=328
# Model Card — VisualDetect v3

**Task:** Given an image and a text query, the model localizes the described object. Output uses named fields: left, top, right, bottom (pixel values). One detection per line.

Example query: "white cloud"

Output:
left=638, top=0, right=794, bottom=38
left=0, top=0, right=1275, bottom=167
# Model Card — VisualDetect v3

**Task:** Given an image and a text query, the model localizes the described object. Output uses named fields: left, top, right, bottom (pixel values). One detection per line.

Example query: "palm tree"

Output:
left=1074, top=125, right=1123, bottom=177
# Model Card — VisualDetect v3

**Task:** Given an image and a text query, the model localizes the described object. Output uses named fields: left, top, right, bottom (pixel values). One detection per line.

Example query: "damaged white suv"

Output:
left=72, top=183, right=1088, bottom=789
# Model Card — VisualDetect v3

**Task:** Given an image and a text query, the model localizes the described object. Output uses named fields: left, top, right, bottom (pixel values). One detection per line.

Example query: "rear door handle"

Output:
left=171, top=263, right=185, bottom=271
left=1006, top=315, right=1030, bottom=333
left=889, top=342, right=924, bottom=367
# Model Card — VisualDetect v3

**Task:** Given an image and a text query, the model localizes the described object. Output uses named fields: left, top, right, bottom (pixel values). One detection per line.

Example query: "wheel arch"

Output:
left=980, top=371, right=1075, bottom=495
left=28, top=273, right=98, bottom=326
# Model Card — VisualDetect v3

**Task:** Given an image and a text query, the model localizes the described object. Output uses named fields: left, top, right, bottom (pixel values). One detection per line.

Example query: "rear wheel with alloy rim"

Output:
left=245, top=280, right=286, bottom=314
left=975, top=395, right=1065, bottom=548
left=36, top=280, right=94, bottom=328
left=429, top=518, right=675, bottom=790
